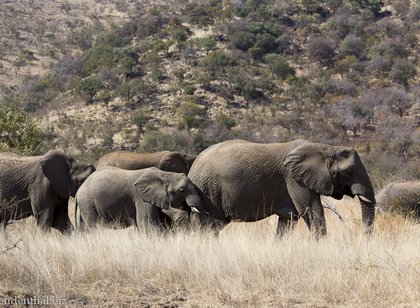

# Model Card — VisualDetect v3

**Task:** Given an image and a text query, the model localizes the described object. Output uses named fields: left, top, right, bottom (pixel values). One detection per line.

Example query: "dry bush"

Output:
left=0, top=198, right=419, bottom=307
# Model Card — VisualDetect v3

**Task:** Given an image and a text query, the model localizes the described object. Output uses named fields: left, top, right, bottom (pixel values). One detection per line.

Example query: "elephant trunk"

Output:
left=352, top=182, right=376, bottom=235
left=360, top=198, right=375, bottom=235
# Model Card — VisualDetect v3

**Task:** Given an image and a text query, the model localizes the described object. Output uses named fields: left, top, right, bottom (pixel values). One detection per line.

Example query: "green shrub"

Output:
left=82, top=43, right=114, bottom=75
left=97, top=90, right=112, bottom=104
left=339, top=34, right=364, bottom=58
left=182, top=2, right=223, bottom=28
left=75, top=77, right=103, bottom=104
left=181, top=82, right=196, bottom=95
left=0, top=106, right=42, bottom=155
left=116, top=47, right=140, bottom=79
left=231, top=73, right=265, bottom=100
left=170, top=25, right=192, bottom=43
left=152, top=39, right=173, bottom=54
left=193, top=37, right=217, bottom=54
left=131, top=110, right=151, bottom=132
left=136, top=12, right=167, bottom=39
left=264, top=53, right=295, bottom=80
left=201, top=51, right=237, bottom=77
left=216, top=114, right=236, bottom=129
left=114, top=79, right=156, bottom=103
left=387, top=193, right=420, bottom=221
left=334, top=55, right=358, bottom=75
left=254, top=33, right=278, bottom=54
left=141, top=129, right=177, bottom=152
left=229, top=30, right=256, bottom=51
left=177, top=101, right=206, bottom=129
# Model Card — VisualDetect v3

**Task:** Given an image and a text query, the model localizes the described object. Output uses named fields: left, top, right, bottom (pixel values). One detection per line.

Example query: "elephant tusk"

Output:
left=191, top=207, right=200, bottom=214
left=358, top=195, right=373, bottom=203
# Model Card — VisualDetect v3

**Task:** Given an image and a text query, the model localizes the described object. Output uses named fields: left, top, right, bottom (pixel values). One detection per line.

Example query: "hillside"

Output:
left=0, top=0, right=419, bottom=185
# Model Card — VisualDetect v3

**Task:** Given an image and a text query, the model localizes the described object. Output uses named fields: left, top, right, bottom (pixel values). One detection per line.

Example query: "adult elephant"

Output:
left=376, top=181, right=420, bottom=213
left=188, top=139, right=376, bottom=237
left=0, top=150, right=95, bottom=233
left=95, top=151, right=196, bottom=174
left=74, top=167, right=203, bottom=231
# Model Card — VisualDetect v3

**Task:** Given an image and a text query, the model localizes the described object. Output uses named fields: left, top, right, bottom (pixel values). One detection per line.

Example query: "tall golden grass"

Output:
left=0, top=197, right=419, bottom=307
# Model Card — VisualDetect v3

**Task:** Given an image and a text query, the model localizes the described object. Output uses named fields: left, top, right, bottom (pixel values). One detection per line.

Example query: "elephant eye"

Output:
left=178, top=188, right=185, bottom=193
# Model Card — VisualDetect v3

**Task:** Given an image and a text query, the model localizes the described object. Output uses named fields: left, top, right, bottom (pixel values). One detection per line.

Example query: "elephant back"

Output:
left=96, top=150, right=195, bottom=173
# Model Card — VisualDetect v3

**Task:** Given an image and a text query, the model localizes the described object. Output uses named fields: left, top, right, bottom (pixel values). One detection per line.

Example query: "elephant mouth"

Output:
left=332, top=185, right=352, bottom=199
left=177, top=201, right=200, bottom=214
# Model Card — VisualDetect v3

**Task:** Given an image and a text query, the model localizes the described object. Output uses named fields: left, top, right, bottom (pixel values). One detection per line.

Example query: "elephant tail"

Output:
left=74, top=196, right=79, bottom=229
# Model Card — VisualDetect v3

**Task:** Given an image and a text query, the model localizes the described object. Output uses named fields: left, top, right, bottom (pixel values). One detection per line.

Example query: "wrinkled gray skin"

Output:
left=95, top=151, right=196, bottom=174
left=0, top=151, right=95, bottom=233
left=376, top=181, right=420, bottom=212
left=75, top=167, right=203, bottom=231
left=188, top=139, right=376, bottom=237
left=95, top=150, right=197, bottom=227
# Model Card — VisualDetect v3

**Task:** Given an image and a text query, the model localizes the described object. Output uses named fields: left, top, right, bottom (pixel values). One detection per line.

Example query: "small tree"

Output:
left=114, top=79, right=155, bottom=104
left=75, top=77, right=103, bottom=104
left=117, top=47, right=139, bottom=80
left=0, top=106, right=42, bottom=155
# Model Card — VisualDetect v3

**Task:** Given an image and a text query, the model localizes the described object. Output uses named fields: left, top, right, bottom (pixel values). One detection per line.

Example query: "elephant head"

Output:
left=134, top=168, right=203, bottom=213
left=158, top=152, right=197, bottom=174
left=40, top=151, right=96, bottom=198
left=284, top=143, right=376, bottom=234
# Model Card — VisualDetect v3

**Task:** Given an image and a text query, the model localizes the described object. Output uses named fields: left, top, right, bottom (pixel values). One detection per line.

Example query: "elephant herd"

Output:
left=0, top=139, right=418, bottom=236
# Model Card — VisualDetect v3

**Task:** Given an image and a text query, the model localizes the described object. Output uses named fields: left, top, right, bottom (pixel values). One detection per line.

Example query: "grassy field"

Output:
left=0, top=197, right=419, bottom=307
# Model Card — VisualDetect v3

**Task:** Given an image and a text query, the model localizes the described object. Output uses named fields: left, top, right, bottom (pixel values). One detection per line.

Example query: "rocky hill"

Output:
left=0, top=0, right=419, bottom=186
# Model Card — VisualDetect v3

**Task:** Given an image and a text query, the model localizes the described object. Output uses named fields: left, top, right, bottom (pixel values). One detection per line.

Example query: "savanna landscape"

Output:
left=0, top=0, right=419, bottom=306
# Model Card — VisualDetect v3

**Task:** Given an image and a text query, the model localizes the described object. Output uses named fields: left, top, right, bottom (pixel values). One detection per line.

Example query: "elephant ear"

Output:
left=40, top=150, right=71, bottom=198
left=158, top=152, right=188, bottom=173
left=134, top=168, right=171, bottom=210
left=283, top=143, right=334, bottom=196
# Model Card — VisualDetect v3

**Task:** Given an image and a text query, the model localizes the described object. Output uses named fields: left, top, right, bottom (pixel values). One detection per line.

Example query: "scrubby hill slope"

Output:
left=0, top=0, right=419, bottom=185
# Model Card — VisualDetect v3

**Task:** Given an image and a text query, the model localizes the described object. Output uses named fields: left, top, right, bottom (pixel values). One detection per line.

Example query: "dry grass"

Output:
left=0, top=198, right=419, bottom=307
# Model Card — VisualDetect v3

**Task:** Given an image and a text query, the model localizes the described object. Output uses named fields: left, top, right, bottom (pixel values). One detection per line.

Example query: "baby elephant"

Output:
left=75, top=167, right=203, bottom=231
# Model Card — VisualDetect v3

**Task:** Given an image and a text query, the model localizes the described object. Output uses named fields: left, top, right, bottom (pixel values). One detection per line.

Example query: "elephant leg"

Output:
left=158, top=210, right=174, bottom=231
left=36, top=207, right=54, bottom=232
left=51, top=197, right=73, bottom=235
left=306, top=201, right=326, bottom=238
left=286, top=179, right=327, bottom=237
left=276, top=212, right=299, bottom=238
left=135, top=201, right=164, bottom=233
